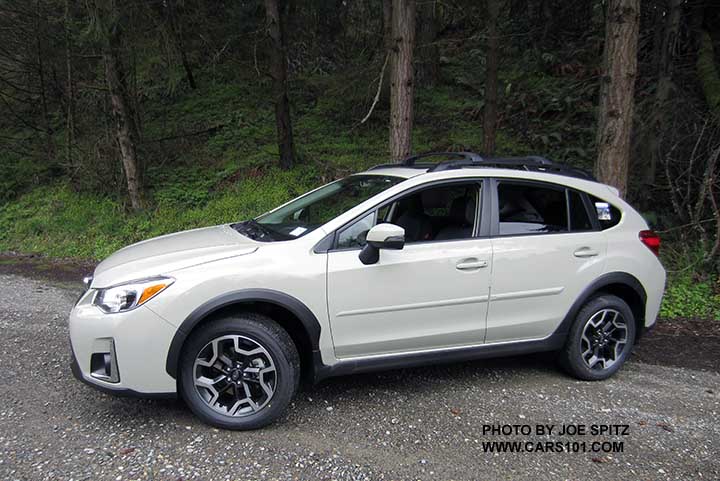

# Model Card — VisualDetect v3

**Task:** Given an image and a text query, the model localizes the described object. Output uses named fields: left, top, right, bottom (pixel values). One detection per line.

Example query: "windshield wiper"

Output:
left=231, top=219, right=291, bottom=242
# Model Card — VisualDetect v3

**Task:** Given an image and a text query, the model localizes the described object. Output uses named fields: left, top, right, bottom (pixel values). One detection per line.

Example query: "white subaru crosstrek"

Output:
left=69, top=152, right=665, bottom=429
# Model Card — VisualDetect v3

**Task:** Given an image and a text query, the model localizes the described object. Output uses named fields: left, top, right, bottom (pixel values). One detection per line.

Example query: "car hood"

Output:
left=91, top=224, right=258, bottom=287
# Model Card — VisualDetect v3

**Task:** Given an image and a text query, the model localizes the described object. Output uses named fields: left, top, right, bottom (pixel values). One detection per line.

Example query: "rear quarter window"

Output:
left=589, top=195, right=622, bottom=230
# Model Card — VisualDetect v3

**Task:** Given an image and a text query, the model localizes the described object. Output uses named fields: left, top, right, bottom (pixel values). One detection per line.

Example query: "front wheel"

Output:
left=559, top=295, right=636, bottom=381
left=179, top=313, right=300, bottom=430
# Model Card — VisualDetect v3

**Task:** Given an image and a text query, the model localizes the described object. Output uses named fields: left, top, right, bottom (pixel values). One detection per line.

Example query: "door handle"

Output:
left=574, top=247, right=599, bottom=258
left=456, top=259, right=488, bottom=270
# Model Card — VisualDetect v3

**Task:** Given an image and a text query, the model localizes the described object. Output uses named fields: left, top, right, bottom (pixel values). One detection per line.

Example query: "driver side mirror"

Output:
left=358, top=223, right=405, bottom=265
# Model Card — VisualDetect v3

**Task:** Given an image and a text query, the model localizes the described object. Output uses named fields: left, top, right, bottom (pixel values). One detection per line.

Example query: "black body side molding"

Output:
left=165, top=289, right=322, bottom=379
left=312, top=333, right=566, bottom=382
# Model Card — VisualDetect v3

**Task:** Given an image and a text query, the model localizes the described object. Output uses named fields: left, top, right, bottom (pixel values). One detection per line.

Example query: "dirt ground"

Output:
left=0, top=255, right=718, bottom=480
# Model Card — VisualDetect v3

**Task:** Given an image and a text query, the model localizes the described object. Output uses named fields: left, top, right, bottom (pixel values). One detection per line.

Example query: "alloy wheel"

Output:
left=193, top=335, right=277, bottom=416
left=580, top=308, right=628, bottom=371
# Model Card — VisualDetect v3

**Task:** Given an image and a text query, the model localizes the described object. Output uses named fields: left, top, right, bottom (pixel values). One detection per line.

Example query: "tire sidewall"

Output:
left=563, top=295, right=637, bottom=381
left=179, top=315, right=299, bottom=430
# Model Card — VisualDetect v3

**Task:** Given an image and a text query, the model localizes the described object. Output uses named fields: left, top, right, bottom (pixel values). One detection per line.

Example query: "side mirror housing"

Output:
left=359, top=223, right=405, bottom=265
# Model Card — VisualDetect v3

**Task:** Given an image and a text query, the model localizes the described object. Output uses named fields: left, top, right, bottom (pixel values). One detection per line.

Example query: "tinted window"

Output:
left=334, top=183, right=480, bottom=249
left=254, top=174, right=403, bottom=240
left=389, top=184, right=480, bottom=243
left=498, top=182, right=568, bottom=235
left=568, top=191, right=593, bottom=231
left=589, top=195, right=622, bottom=230
left=337, top=211, right=376, bottom=249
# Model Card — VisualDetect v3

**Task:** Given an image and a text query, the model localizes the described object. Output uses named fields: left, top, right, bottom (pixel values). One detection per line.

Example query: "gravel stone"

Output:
left=0, top=273, right=718, bottom=480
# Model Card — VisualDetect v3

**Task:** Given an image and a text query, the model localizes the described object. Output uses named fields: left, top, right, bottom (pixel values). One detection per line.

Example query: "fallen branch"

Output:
left=360, top=52, right=389, bottom=125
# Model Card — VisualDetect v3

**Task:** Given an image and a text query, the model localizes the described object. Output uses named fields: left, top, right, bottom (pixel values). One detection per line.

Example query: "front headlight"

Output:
left=93, top=276, right=174, bottom=313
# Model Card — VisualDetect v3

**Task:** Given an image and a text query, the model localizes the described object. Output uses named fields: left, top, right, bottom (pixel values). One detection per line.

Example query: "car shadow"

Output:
left=307, top=351, right=563, bottom=396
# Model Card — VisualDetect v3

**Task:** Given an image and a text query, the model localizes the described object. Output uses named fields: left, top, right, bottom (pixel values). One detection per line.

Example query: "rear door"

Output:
left=486, top=179, right=606, bottom=343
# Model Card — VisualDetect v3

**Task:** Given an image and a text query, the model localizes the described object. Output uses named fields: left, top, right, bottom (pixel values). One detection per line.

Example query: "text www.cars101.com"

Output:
left=482, top=441, right=624, bottom=453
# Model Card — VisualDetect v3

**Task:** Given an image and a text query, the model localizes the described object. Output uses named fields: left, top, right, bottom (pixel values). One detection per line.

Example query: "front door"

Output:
left=326, top=181, right=492, bottom=359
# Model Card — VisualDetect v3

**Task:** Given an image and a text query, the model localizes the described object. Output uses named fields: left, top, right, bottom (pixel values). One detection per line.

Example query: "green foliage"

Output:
left=658, top=245, right=720, bottom=320
left=660, top=273, right=720, bottom=320
left=0, top=165, right=322, bottom=260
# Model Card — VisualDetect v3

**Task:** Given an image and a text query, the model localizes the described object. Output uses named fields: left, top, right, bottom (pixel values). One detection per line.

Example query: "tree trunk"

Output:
left=646, top=0, right=682, bottom=184
left=483, top=0, right=500, bottom=155
left=264, top=0, right=295, bottom=170
left=35, top=0, right=53, bottom=164
left=595, top=0, right=639, bottom=198
left=64, top=0, right=76, bottom=172
left=416, top=0, right=439, bottom=87
left=698, top=30, right=720, bottom=116
left=166, top=0, right=196, bottom=89
left=383, top=0, right=393, bottom=52
left=104, top=23, right=143, bottom=210
left=381, top=0, right=393, bottom=104
left=389, top=0, right=416, bottom=162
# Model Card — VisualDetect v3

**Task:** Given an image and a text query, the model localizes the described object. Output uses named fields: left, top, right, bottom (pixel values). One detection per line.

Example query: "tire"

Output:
left=559, top=295, right=636, bottom=381
left=179, top=313, right=300, bottom=430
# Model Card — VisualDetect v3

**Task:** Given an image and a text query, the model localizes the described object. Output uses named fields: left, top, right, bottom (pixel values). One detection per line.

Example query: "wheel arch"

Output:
left=555, top=272, right=647, bottom=342
left=165, top=289, right=322, bottom=382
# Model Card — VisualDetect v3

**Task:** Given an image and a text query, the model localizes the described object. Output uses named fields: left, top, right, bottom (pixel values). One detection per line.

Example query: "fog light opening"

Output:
left=89, top=340, right=120, bottom=383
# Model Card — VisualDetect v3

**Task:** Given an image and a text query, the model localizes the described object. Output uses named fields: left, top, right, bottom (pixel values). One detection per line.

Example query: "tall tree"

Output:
left=645, top=0, right=682, bottom=184
left=595, top=0, right=640, bottom=198
left=94, top=0, right=144, bottom=210
left=35, top=0, right=54, bottom=163
left=483, top=0, right=500, bottom=155
left=264, top=0, right=295, bottom=170
left=416, top=0, right=439, bottom=87
left=64, top=0, right=76, bottom=171
left=389, top=0, right=416, bottom=162
left=164, top=0, right=196, bottom=90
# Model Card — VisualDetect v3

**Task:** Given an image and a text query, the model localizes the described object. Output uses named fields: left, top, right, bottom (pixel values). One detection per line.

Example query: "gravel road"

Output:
left=0, top=272, right=718, bottom=481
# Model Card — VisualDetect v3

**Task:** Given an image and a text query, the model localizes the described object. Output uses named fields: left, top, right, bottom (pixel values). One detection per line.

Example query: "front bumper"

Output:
left=69, top=290, right=178, bottom=397
left=70, top=348, right=175, bottom=399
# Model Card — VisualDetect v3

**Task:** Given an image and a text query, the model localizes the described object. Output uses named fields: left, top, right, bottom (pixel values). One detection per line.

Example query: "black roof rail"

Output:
left=367, top=152, right=483, bottom=172
left=368, top=151, right=595, bottom=181
left=403, top=151, right=484, bottom=166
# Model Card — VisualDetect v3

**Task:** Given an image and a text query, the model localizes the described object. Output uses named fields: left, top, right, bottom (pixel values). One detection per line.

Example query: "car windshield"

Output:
left=232, top=174, right=404, bottom=241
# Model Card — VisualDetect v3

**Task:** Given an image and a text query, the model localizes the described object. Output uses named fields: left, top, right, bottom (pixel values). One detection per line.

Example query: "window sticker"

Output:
left=289, top=226, right=308, bottom=237
left=595, top=202, right=611, bottom=221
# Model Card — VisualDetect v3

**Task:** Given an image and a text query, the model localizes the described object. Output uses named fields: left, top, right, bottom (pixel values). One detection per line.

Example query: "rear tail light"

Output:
left=639, top=230, right=660, bottom=256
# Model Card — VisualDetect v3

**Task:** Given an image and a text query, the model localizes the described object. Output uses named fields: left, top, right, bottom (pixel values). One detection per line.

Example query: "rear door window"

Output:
left=497, top=182, right=568, bottom=235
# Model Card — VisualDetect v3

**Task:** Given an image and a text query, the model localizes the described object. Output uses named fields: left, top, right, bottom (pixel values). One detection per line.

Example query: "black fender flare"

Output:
left=165, top=289, right=322, bottom=379
left=552, top=271, right=647, bottom=339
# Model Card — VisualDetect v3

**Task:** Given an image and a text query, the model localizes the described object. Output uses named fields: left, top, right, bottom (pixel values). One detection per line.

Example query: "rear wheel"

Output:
left=560, top=295, right=636, bottom=381
left=179, top=313, right=300, bottom=430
